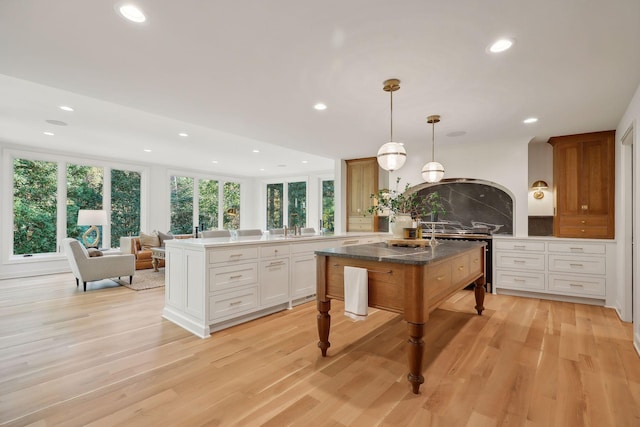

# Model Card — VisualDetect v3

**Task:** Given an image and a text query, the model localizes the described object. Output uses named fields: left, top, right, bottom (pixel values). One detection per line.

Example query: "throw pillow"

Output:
left=139, top=231, right=160, bottom=250
left=87, top=248, right=103, bottom=257
left=157, top=230, right=174, bottom=247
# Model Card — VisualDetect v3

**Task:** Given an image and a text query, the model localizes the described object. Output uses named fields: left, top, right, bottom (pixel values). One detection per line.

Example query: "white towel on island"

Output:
left=344, top=266, right=368, bottom=321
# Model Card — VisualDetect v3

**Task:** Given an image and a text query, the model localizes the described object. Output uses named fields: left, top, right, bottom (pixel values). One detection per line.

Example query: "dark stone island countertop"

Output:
left=315, top=240, right=486, bottom=265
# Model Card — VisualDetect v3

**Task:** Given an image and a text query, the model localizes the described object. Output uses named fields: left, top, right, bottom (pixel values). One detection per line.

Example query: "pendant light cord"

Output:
left=431, top=120, right=435, bottom=161
left=390, top=89, right=394, bottom=142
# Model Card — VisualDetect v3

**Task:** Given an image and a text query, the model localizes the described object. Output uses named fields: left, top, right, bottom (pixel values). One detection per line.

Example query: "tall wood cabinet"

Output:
left=346, top=157, right=379, bottom=231
left=549, top=130, right=615, bottom=239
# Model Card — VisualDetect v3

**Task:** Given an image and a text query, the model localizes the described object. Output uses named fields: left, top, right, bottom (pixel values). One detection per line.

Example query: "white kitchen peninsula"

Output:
left=162, top=233, right=383, bottom=338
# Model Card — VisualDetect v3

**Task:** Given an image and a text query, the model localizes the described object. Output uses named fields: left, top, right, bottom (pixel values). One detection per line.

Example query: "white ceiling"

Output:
left=1, top=0, right=639, bottom=178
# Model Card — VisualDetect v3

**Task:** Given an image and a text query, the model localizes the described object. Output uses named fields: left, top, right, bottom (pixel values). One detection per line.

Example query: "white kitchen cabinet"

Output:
left=163, top=233, right=385, bottom=337
left=291, top=254, right=315, bottom=301
left=260, top=258, right=289, bottom=306
left=493, top=237, right=612, bottom=303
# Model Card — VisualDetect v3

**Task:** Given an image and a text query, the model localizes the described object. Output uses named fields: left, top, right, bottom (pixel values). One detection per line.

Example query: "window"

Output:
left=288, top=181, right=306, bottom=228
left=111, top=169, right=141, bottom=248
left=198, top=179, right=219, bottom=231
left=322, top=179, right=335, bottom=232
left=169, top=175, right=241, bottom=232
left=13, top=159, right=58, bottom=255
left=266, top=183, right=284, bottom=229
left=10, top=154, right=143, bottom=256
left=66, top=164, right=103, bottom=241
left=265, top=180, right=307, bottom=230
left=170, top=176, right=194, bottom=234
left=223, top=181, right=241, bottom=230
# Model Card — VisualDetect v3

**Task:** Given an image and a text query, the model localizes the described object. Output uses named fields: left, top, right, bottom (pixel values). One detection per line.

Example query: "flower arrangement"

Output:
left=368, top=177, right=424, bottom=220
left=422, top=191, right=447, bottom=221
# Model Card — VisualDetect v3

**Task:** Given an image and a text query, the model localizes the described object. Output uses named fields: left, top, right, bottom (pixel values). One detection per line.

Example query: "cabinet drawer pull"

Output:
left=436, top=275, right=445, bottom=281
left=458, top=266, right=464, bottom=271
left=514, top=278, right=525, bottom=282
left=514, top=245, right=526, bottom=249
left=580, top=221, right=586, bottom=224
left=569, top=247, right=584, bottom=252
left=229, top=253, right=244, bottom=258
left=473, top=259, right=479, bottom=263
left=514, top=260, right=526, bottom=264
left=229, top=274, right=243, bottom=279
left=569, top=283, right=584, bottom=287
left=268, top=261, right=286, bottom=267
left=229, top=300, right=243, bottom=306
left=569, top=263, right=584, bottom=268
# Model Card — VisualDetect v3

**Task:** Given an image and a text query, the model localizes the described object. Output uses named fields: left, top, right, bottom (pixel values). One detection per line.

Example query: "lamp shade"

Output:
left=531, top=180, right=548, bottom=189
left=77, top=209, right=108, bottom=226
left=421, top=161, right=445, bottom=183
left=377, top=142, right=407, bottom=172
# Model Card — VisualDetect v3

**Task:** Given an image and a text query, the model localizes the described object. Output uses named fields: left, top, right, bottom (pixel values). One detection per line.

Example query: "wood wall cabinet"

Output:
left=346, top=157, right=379, bottom=231
left=549, top=130, right=615, bottom=239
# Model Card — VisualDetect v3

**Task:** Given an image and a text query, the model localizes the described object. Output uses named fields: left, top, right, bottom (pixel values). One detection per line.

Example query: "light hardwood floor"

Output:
left=0, top=273, right=639, bottom=426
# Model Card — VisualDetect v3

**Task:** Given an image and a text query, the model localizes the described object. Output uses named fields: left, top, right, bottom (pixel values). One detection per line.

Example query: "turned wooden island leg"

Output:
left=474, top=279, right=485, bottom=315
left=317, top=299, right=331, bottom=357
left=407, top=322, right=425, bottom=394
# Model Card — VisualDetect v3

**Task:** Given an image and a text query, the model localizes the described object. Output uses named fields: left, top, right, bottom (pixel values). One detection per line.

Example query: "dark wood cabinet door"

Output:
left=550, top=131, right=615, bottom=239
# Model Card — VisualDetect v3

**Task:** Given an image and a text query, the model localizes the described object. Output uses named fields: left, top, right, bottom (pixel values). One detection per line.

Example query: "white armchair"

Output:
left=62, top=238, right=135, bottom=292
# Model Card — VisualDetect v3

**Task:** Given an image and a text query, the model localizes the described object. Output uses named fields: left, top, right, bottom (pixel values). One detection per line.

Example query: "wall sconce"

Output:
left=531, top=180, right=548, bottom=199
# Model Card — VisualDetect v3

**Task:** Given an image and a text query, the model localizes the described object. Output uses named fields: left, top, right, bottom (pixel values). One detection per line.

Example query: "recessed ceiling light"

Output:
left=59, top=105, right=74, bottom=112
left=178, top=132, right=189, bottom=137
left=488, top=38, right=514, bottom=53
left=143, top=149, right=152, bottom=152
left=259, top=168, right=265, bottom=171
left=119, top=4, right=146, bottom=23
left=277, top=164, right=286, bottom=168
left=211, top=160, right=218, bottom=164
left=523, top=117, right=538, bottom=124
left=301, top=160, right=308, bottom=164
left=43, top=131, right=54, bottom=136
left=314, top=103, right=327, bottom=111
left=45, top=119, right=67, bottom=126
left=252, top=149, right=260, bottom=153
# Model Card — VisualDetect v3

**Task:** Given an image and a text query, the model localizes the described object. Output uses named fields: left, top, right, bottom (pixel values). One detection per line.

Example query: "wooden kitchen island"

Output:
left=315, top=240, right=486, bottom=394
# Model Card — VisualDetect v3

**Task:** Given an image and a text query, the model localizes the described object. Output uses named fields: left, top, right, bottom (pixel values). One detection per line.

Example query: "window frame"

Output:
left=2, top=148, right=148, bottom=264
left=167, top=168, right=244, bottom=233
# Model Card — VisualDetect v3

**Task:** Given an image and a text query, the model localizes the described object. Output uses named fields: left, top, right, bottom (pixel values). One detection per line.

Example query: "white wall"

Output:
left=614, top=83, right=640, bottom=341
left=386, top=136, right=532, bottom=237
left=528, top=142, right=554, bottom=216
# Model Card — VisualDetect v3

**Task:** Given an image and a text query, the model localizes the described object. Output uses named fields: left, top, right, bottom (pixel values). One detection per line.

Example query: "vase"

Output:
left=390, top=214, right=413, bottom=238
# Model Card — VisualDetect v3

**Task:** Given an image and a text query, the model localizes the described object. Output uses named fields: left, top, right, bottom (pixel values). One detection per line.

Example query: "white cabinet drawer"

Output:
left=548, top=274, right=605, bottom=297
left=341, top=238, right=363, bottom=246
left=548, top=242, right=606, bottom=255
left=495, top=252, right=545, bottom=271
left=494, top=240, right=545, bottom=252
left=496, top=270, right=545, bottom=291
left=548, top=255, right=605, bottom=275
left=291, top=239, right=339, bottom=254
left=210, top=286, right=259, bottom=320
left=260, top=244, right=290, bottom=259
left=209, top=263, right=258, bottom=292
left=209, top=247, right=258, bottom=264
left=348, top=223, right=374, bottom=231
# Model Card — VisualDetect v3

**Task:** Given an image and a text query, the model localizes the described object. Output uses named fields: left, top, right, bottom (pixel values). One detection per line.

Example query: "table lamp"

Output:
left=77, top=209, right=108, bottom=248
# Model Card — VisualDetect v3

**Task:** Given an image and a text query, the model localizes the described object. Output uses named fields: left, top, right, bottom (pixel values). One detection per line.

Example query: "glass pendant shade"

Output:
left=377, top=142, right=407, bottom=172
left=376, top=79, right=405, bottom=172
left=421, top=161, right=445, bottom=183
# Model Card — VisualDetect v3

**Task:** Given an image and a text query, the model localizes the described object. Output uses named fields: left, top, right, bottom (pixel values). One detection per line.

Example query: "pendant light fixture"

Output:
left=377, top=79, right=406, bottom=172
left=421, top=115, right=445, bottom=183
